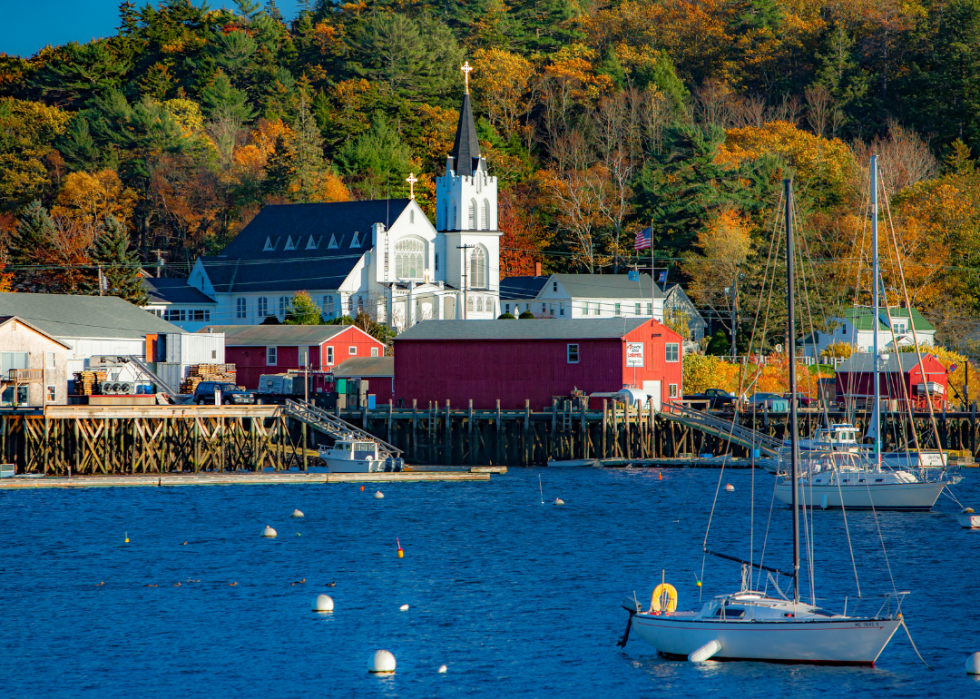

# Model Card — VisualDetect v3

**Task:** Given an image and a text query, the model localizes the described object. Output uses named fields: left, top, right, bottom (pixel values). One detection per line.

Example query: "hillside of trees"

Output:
left=2, top=0, right=980, bottom=351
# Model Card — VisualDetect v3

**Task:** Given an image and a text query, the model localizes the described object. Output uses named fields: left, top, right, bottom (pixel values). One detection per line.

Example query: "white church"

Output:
left=174, top=68, right=501, bottom=331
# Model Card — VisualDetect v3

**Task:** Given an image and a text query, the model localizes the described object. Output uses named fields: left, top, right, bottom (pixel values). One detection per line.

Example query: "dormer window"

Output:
left=350, top=231, right=361, bottom=248
left=327, top=234, right=340, bottom=249
left=263, top=237, right=278, bottom=252
left=306, top=236, right=319, bottom=250
left=284, top=236, right=296, bottom=251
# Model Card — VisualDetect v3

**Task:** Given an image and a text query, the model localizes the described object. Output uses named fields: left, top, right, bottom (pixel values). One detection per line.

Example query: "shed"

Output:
left=0, top=316, right=71, bottom=406
left=200, top=324, right=386, bottom=389
left=331, top=357, right=394, bottom=404
left=393, top=318, right=683, bottom=410
left=835, top=352, right=948, bottom=410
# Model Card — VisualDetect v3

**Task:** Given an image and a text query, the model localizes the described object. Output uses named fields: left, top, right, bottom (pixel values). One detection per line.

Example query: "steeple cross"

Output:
left=406, top=172, right=418, bottom=199
left=461, top=61, right=473, bottom=94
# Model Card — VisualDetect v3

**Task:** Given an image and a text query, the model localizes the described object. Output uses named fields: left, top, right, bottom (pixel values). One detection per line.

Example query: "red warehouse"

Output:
left=199, top=325, right=385, bottom=389
left=835, top=352, right=949, bottom=410
left=393, top=318, right=683, bottom=411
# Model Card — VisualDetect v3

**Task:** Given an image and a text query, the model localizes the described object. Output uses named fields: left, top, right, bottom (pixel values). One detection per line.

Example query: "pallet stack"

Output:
left=179, top=364, right=238, bottom=394
left=73, top=370, right=107, bottom=396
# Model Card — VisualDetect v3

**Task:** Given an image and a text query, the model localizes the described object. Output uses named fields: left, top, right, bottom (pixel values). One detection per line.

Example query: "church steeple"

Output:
left=449, top=93, right=481, bottom=177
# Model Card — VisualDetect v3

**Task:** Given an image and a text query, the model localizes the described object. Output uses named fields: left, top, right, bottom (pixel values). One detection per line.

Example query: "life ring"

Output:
left=650, top=583, right=678, bottom=614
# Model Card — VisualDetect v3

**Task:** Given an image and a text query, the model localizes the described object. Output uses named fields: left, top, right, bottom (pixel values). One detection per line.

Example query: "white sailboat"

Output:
left=619, top=178, right=906, bottom=665
left=774, top=155, right=953, bottom=512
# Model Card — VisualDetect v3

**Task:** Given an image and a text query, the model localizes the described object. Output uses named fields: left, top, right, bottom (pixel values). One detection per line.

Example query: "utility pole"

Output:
left=457, top=244, right=475, bottom=319
left=98, top=265, right=105, bottom=296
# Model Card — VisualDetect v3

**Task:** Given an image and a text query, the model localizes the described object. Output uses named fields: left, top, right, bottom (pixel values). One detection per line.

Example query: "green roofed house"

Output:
left=797, top=305, right=935, bottom=358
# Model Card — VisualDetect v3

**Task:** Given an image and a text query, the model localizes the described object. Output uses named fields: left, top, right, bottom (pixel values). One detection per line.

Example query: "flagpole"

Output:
left=651, top=219, right=655, bottom=318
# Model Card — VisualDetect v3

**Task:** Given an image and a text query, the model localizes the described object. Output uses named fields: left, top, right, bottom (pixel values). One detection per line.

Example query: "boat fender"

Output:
left=650, top=583, right=678, bottom=614
left=689, top=639, right=722, bottom=663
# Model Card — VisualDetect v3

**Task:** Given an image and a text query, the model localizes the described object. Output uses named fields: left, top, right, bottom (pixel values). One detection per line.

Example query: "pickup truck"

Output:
left=683, top=388, right=737, bottom=411
left=193, top=381, right=255, bottom=405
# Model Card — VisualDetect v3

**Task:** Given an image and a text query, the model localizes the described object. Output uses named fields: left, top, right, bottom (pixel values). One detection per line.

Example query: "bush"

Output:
left=497, top=312, right=516, bottom=319
left=518, top=310, right=536, bottom=319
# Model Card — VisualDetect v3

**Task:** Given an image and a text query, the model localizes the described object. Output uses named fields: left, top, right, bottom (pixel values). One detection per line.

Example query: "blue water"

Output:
left=2, top=468, right=979, bottom=698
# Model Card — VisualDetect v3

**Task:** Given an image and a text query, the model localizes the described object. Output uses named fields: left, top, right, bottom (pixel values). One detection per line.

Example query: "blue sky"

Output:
left=1, top=1, right=302, bottom=58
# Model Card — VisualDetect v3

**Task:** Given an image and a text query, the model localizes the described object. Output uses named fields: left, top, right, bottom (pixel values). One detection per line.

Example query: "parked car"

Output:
left=782, top=392, right=815, bottom=408
left=746, top=392, right=790, bottom=411
left=193, top=381, right=255, bottom=405
left=684, top=388, right=738, bottom=411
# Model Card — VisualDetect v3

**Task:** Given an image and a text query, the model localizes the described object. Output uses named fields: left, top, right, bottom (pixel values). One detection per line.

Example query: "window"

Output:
left=284, top=235, right=296, bottom=251
left=468, top=199, right=477, bottom=229
left=553, top=282, right=558, bottom=291
left=646, top=303, right=653, bottom=316
left=324, top=295, right=334, bottom=318
left=452, top=200, right=457, bottom=229
left=567, top=344, right=580, bottom=363
left=481, top=199, right=490, bottom=229
left=583, top=302, right=592, bottom=316
left=266, top=347, right=277, bottom=365
left=615, top=303, right=621, bottom=315
left=395, top=237, right=425, bottom=280
left=236, top=298, right=247, bottom=319
left=371, top=347, right=379, bottom=357
left=669, top=384, right=678, bottom=398
left=349, top=346, right=357, bottom=356
left=635, top=303, right=641, bottom=316
left=326, top=346, right=334, bottom=365
left=258, top=297, right=268, bottom=317
left=476, top=297, right=484, bottom=312
left=46, top=385, right=56, bottom=403
left=438, top=201, right=446, bottom=230
left=842, top=323, right=847, bottom=335
left=279, top=296, right=289, bottom=317
left=410, top=209, right=415, bottom=224
left=542, top=303, right=547, bottom=314
left=505, top=304, right=510, bottom=313
left=192, top=309, right=209, bottom=321
left=46, top=352, right=56, bottom=369
left=467, top=296, right=474, bottom=311
left=666, top=343, right=680, bottom=362
left=470, top=245, right=488, bottom=288
left=559, top=303, right=565, bottom=316
left=435, top=253, right=439, bottom=271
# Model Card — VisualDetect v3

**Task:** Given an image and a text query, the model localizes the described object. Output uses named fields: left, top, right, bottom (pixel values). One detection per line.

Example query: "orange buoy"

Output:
left=360, top=485, right=365, bottom=491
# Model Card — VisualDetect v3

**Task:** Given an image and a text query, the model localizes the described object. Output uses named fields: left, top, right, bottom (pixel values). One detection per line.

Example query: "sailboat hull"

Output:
left=774, top=481, right=944, bottom=511
left=632, top=615, right=901, bottom=665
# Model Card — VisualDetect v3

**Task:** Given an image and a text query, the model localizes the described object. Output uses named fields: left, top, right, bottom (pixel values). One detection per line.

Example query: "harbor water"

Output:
left=1, top=467, right=978, bottom=698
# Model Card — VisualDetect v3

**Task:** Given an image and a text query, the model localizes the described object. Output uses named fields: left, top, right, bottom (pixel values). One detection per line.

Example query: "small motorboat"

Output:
left=957, top=507, right=980, bottom=529
left=546, top=458, right=599, bottom=468
left=319, top=436, right=403, bottom=473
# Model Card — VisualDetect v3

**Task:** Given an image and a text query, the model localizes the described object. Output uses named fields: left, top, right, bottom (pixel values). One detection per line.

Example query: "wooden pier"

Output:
left=0, top=399, right=976, bottom=475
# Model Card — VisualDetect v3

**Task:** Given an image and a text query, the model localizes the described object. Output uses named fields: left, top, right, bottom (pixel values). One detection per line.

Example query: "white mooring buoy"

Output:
left=725, top=484, right=734, bottom=492
left=820, top=494, right=828, bottom=510
left=292, top=509, right=304, bottom=518
left=313, top=594, right=334, bottom=613
left=374, top=491, right=385, bottom=499
left=967, top=651, right=980, bottom=674
left=438, top=664, right=448, bottom=674
left=554, top=498, right=565, bottom=506
left=262, top=525, right=277, bottom=538
left=368, top=650, right=396, bottom=674
left=399, top=604, right=410, bottom=611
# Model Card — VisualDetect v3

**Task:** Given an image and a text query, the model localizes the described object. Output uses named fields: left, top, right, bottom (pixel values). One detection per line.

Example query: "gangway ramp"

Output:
left=660, top=402, right=782, bottom=456
left=283, top=399, right=402, bottom=458
left=126, top=355, right=179, bottom=398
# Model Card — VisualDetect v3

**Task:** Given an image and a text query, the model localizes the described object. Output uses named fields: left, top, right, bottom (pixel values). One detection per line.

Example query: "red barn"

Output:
left=393, top=318, right=683, bottom=410
left=199, top=325, right=385, bottom=390
left=835, top=352, right=948, bottom=410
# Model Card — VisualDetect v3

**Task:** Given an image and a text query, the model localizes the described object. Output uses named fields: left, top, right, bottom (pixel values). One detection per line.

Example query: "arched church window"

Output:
left=481, top=199, right=490, bottom=230
left=452, top=200, right=457, bottom=230
left=437, top=201, right=445, bottom=230
left=467, top=296, right=474, bottom=311
left=394, top=237, right=425, bottom=280
left=468, top=199, right=477, bottom=229
left=476, top=297, right=484, bottom=312
left=470, top=245, right=488, bottom=289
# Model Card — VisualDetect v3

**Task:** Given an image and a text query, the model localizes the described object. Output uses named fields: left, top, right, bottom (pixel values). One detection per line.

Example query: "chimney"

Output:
left=900, top=299, right=907, bottom=308
left=535, top=261, right=542, bottom=277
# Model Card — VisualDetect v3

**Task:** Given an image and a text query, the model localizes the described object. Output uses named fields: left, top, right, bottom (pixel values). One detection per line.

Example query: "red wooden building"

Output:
left=332, top=357, right=395, bottom=405
left=393, top=318, right=684, bottom=410
left=835, top=352, right=949, bottom=410
left=199, top=325, right=385, bottom=390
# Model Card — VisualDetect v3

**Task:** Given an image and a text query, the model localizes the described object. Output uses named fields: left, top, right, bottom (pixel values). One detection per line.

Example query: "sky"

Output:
left=0, top=0, right=302, bottom=58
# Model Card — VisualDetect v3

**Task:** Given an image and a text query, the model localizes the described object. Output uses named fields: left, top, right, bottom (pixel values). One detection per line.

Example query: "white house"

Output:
left=143, top=278, right=219, bottom=332
left=499, top=273, right=664, bottom=321
left=179, top=81, right=501, bottom=332
left=798, top=305, right=936, bottom=358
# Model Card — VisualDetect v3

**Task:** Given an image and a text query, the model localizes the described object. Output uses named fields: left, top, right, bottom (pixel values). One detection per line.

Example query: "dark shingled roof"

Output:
left=500, top=276, right=549, bottom=300
left=203, top=200, right=411, bottom=294
left=450, top=94, right=481, bottom=176
left=395, top=318, right=652, bottom=342
left=144, top=278, right=216, bottom=305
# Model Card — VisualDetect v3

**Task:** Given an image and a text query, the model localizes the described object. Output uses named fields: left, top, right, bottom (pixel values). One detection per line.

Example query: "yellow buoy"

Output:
left=124, top=532, right=129, bottom=543
left=650, top=583, right=678, bottom=613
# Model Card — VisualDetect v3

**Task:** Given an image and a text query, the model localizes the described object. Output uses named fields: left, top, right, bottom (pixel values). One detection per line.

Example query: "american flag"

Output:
left=634, top=227, right=652, bottom=250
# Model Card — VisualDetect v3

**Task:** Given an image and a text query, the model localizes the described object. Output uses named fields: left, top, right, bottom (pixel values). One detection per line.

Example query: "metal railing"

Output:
left=283, top=399, right=402, bottom=457
left=2, top=368, right=44, bottom=383
left=660, top=401, right=783, bottom=456
left=126, top=356, right=180, bottom=398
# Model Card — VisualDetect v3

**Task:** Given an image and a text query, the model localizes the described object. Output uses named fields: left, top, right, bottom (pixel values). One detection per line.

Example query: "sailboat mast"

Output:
left=871, top=155, right=881, bottom=469
left=784, top=178, right=800, bottom=604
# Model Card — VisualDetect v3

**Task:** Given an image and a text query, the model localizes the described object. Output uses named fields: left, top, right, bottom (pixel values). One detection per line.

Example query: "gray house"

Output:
left=661, top=283, right=707, bottom=346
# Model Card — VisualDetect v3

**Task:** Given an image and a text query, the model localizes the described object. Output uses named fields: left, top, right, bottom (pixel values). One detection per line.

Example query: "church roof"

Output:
left=202, top=200, right=411, bottom=294
left=450, top=93, right=481, bottom=176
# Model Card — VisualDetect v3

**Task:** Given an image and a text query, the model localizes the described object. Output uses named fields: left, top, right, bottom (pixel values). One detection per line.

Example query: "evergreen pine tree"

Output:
left=201, top=71, right=256, bottom=123
left=85, top=215, right=148, bottom=305
left=291, top=97, right=327, bottom=203
left=10, top=201, right=56, bottom=290
left=263, top=134, right=293, bottom=200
